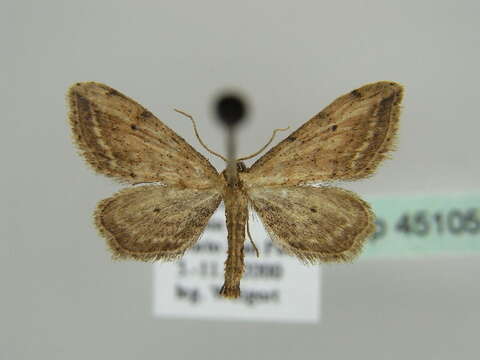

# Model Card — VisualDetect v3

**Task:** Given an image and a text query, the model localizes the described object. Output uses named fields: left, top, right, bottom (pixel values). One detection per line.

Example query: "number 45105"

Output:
left=395, top=209, right=480, bottom=237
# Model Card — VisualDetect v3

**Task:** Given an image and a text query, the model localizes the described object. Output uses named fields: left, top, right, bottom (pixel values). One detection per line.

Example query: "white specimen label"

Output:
left=154, top=206, right=321, bottom=323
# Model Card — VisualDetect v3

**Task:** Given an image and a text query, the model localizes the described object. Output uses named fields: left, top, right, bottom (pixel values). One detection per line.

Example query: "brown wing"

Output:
left=241, top=81, right=403, bottom=187
left=68, top=82, right=219, bottom=188
left=248, top=186, right=374, bottom=262
left=95, top=185, right=222, bottom=261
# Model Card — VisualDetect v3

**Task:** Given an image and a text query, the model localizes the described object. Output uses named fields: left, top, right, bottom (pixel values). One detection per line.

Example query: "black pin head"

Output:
left=215, top=93, right=247, bottom=128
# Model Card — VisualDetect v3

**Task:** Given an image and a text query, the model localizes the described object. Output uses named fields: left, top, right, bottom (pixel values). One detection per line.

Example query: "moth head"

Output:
left=237, top=161, right=247, bottom=172
left=220, top=161, right=247, bottom=180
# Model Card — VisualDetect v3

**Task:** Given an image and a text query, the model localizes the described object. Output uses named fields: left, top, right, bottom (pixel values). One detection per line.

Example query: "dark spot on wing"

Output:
left=140, top=110, right=152, bottom=118
left=351, top=89, right=361, bottom=98
left=74, top=95, right=93, bottom=122
left=106, top=88, right=128, bottom=100
left=377, top=95, right=395, bottom=119
left=331, top=124, right=337, bottom=131
left=107, top=89, right=120, bottom=96
left=131, top=124, right=137, bottom=130
left=287, top=136, right=296, bottom=142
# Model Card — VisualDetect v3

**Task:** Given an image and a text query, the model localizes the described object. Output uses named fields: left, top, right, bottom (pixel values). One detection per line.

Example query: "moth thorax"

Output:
left=222, top=161, right=247, bottom=187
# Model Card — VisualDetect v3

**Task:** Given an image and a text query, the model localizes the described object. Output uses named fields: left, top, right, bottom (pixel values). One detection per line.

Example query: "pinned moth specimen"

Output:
left=67, top=81, right=403, bottom=298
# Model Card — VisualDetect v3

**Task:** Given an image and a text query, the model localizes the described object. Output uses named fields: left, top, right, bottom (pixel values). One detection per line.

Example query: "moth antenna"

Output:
left=174, top=109, right=228, bottom=161
left=237, top=126, right=290, bottom=161
left=246, top=219, right=259, bottom=257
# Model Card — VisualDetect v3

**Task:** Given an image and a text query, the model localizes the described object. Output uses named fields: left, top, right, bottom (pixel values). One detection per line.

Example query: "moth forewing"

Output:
left=243, top=81, right=403, bottom=187
left=68, top=82, right=219, bottom=187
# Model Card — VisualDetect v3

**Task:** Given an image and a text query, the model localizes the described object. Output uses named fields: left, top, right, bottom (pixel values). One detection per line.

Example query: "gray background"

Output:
left=2, top=0, right=479, bottom=359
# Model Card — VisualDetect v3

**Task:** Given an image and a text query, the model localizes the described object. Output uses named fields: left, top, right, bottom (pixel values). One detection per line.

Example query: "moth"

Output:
left=67, top=81, right=403, bottom=298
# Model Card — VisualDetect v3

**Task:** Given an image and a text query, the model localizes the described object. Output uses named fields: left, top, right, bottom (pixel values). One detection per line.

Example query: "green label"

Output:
left=362, top=193, right=480, bottom=258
